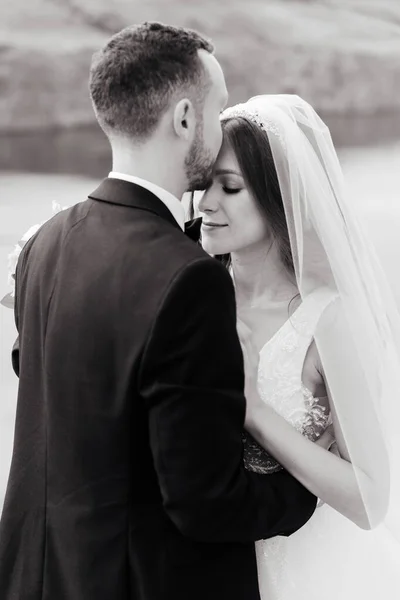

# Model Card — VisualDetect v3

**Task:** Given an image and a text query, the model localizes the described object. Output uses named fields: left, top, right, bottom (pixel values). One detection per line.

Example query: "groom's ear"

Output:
left=173, top=99, right=195, bottom=141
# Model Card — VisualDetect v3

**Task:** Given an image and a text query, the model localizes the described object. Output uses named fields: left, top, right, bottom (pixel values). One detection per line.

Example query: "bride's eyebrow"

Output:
left=215, top=168, right=243, bottom=177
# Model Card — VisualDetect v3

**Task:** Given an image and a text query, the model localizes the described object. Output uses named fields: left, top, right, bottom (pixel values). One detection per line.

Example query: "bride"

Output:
left=193, top=94, right=400, bottom=599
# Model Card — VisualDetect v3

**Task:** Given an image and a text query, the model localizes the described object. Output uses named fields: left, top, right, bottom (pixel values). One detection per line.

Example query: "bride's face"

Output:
left=196, top=142, right=269, bottom=256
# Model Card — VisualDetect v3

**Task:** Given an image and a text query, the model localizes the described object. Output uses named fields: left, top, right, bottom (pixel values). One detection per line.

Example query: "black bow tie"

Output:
left=184, top=217, right=202, bottom=242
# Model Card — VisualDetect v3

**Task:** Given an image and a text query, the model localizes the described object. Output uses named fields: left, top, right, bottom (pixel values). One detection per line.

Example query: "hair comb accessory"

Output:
left=221, top=103, right=286, bottom=149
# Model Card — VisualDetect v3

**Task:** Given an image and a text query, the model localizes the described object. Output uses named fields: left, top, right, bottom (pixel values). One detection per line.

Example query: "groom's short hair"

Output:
left=89, top=22, right=214, bottom=138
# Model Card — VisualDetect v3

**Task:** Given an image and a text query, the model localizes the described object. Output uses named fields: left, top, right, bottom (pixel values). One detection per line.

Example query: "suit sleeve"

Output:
left=11, top=258, right=20, bottom=377
left=11, top=337, right=19, bottom=377
left=139, top=257, right=316, bottom=543
left=10, top=234, right=36, bottom=378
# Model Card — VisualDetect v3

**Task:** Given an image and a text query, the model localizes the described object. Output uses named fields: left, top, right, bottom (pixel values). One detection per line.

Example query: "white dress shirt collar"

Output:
left=108, top=171, right=185, bottom=231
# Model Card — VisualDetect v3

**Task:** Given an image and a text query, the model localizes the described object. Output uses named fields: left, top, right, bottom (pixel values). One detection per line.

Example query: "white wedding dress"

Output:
left=250, top=289, right=400, bottom=599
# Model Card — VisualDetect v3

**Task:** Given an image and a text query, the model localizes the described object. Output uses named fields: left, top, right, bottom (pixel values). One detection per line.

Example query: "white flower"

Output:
left=3, top=223, right=42, bottom=304
left=52, top=201, right=70, bottom=214
left=20, top=223, right=42, bottom=244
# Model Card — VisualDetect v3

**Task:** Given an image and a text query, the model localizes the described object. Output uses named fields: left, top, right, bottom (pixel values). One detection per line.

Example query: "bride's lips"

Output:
left=202, top=222, right=228, bottom=229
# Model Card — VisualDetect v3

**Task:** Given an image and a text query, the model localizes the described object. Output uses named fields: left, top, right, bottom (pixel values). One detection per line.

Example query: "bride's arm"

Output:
left=241, top=315, right=390, bottom=531
left=245, top=394, right=388, bottom=530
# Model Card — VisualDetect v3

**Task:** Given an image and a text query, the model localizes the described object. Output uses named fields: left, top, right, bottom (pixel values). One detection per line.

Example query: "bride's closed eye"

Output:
left=222, top=186, right=242, bottom=195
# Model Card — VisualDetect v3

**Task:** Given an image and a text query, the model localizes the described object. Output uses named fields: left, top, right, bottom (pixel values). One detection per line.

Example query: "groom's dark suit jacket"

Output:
left=0, top=178, right=316, bottom=600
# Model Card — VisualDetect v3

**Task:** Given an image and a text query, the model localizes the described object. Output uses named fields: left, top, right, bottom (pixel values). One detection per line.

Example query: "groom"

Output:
left=0, top=22, right=316, bottom=600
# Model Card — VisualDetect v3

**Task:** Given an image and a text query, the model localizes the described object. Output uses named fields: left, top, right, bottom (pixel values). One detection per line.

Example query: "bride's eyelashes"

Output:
left=222, top=186, right=242, bottom=195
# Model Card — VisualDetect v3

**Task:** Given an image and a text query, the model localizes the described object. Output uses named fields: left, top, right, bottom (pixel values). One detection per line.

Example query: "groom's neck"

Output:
left=111, top=140, right=186, bottom=200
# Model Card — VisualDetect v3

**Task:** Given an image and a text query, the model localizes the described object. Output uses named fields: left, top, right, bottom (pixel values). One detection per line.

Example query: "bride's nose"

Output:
left=197, top=188, right=218, bottom=215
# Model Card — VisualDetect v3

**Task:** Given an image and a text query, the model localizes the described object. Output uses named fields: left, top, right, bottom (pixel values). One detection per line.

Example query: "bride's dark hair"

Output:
left=215, top=116, right=294, bottom=275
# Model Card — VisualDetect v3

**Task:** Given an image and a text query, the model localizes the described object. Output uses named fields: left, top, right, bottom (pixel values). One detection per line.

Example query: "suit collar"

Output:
left=108, top=172, right=185, bottom=230
left=88, top=178, right=181, bottom=232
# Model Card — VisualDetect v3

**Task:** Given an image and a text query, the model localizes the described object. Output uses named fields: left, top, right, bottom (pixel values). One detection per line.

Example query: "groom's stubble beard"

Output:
left=185, top=116, right=215, bottom=192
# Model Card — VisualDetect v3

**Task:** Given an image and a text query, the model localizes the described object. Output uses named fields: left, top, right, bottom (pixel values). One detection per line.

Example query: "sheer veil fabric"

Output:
left=221, top=95, right=400, bottom=542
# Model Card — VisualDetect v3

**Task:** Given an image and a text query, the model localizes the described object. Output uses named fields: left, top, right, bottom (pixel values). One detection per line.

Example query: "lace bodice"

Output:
left=243, top=289, right=335, bottom=474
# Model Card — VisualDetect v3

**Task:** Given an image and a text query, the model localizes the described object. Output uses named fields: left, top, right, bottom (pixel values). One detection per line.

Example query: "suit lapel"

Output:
left=88, top=178, right=181, bottom=232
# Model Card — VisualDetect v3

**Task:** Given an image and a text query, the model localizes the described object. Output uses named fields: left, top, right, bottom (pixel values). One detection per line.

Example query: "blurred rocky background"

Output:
left=2, top=0, right=400, bottom=131
left=1, top=0, right=400, bottom=509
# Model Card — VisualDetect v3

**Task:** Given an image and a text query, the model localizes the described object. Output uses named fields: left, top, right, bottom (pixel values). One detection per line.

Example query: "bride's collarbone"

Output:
left=240, top=304, right=298, bottom=353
